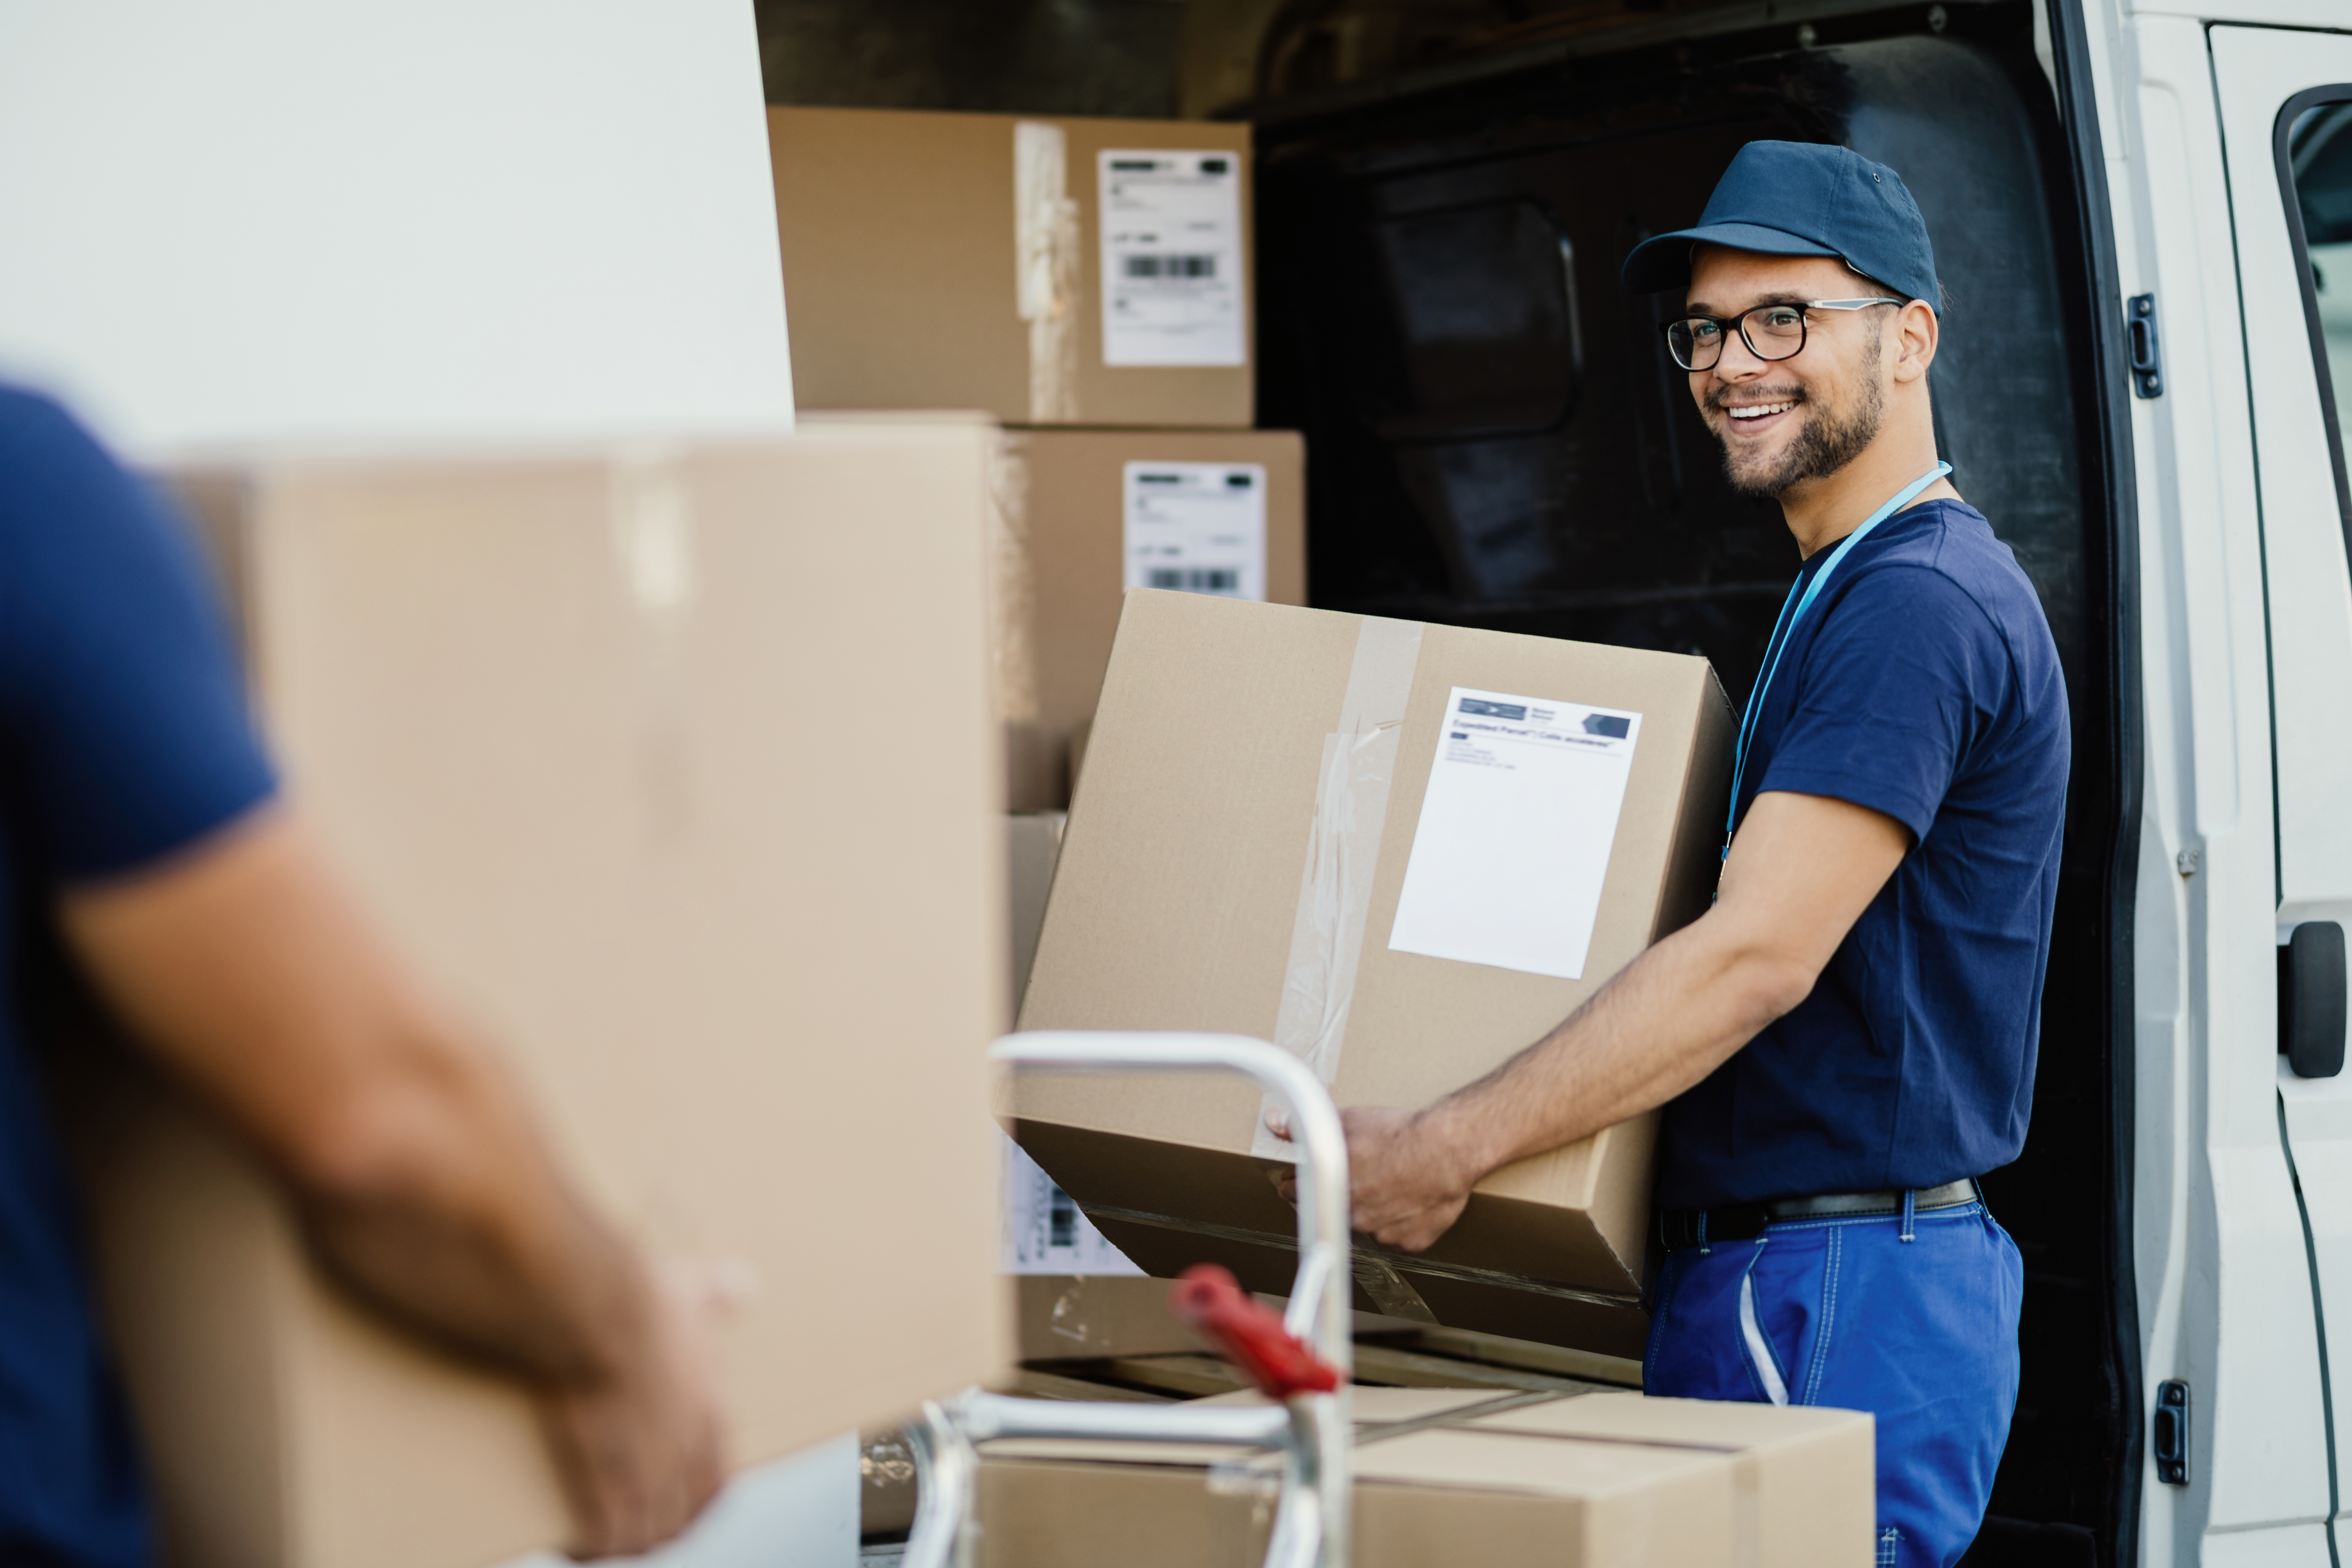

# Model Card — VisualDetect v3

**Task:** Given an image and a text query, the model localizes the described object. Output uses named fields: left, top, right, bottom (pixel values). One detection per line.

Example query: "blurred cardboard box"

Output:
left=975, top=1387, right=1874, bottom=1567
left=64, top=425, right=1009, bottom=1568
left=991, top=428, right=1305, bottom=809
left=769, top=106, right=1252, bottom=426
left=1011, top=592, right=1731, bottom=1357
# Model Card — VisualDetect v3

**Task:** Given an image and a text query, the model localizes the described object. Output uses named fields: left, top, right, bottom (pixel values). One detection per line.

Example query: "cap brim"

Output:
left=1619, top=222, right=1841, bottom=294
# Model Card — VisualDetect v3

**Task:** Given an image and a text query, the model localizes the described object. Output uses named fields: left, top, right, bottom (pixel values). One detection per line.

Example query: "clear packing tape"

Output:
left=1013, top=121, right=1080, bottom=423
left=1245, top=615, right=1432, bottom=1315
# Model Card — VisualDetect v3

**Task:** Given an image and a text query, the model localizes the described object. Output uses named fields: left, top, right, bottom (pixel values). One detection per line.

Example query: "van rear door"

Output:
left=2210, top=21, right=2352, bottom=1561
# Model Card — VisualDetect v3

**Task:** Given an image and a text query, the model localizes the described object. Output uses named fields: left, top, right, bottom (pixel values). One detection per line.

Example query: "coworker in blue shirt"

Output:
left=0, top=386, right=724, bottom=1566
left=1306, top=143, right=2067, bottom=1566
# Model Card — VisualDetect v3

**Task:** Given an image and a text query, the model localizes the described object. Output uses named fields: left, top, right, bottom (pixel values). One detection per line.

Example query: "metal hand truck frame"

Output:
left=900, top=1031, right=1354, bottom=1568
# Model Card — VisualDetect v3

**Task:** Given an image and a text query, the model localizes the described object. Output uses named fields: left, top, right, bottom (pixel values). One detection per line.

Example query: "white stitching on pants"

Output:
left=1803, top=1223, right=1841, bottom=1406
left=1877, top=1525, right=1900, bottom=1565
left=1739, top=1262, right=1790, bottom=1405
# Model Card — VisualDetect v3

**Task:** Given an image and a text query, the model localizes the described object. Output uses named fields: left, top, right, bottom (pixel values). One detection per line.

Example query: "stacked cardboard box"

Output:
left=989, top=428, right=1305, bottom=810
left=768, top=107, right=1254, bottom=428
left=772, top=114, right=1308, bottom=812
left=976, top=1387, right=1874, bottom=1566
left=1013, top=591, right=1733, bottom=1357
left=63, top=424, right=1009, bottom=1568
left=773, top=111, right=1313, bottom=1331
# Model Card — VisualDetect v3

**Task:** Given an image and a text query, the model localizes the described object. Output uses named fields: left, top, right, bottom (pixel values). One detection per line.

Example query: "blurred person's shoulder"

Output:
left=0, top=381, right=90, bottom=450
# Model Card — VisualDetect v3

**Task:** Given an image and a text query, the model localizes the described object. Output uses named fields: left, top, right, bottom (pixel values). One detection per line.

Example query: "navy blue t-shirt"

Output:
left=1657, top=498, right=2069, bottom=1208
left=0, top=387, right=278, bottom=1565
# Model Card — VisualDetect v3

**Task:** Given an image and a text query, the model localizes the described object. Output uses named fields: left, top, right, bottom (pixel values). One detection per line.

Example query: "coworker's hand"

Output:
left=1267, top=1105, right=1478, bottom=1254
left=544, top=1261, right=733, bottom=1561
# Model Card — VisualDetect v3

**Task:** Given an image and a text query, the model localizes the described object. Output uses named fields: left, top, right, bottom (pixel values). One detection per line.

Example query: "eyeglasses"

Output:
left=1662, top=298, right=1905, bottom=371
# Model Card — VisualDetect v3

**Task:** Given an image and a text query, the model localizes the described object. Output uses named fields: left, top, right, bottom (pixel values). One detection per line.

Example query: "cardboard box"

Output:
left=1011, top=592, right=1733, bottom=1356
left=1015, top=1274, right=1205, bottom=1363
left=65, top=425, right=1009, bottom=1568
left=991, top=428, right=1305, bottom=811
left=975, top=1388, right=1875, bottom=1567
left=769, top=107, right=1253, bottom=426
left=1007, top=812, right=1067, bottom=1012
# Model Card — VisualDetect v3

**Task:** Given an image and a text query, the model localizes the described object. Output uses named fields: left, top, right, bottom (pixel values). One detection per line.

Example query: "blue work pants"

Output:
left=1644, top=1199, right=2023, bottom=1568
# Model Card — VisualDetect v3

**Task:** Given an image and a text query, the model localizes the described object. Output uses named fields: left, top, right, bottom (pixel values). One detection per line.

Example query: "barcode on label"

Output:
left=1123, top=254, right=1217, bottom=279
left=1147, top=567, right=1242, bottom=593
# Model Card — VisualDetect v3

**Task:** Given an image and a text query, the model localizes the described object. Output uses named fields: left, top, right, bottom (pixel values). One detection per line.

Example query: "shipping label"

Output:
left=1098, top=149, right=1247, bottom=367
left=1387, top=687, right=1642, bottom=980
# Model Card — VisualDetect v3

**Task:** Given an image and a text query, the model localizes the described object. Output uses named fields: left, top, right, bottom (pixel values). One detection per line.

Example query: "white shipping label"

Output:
left=1098, top=149, right=1247, bottom=367
left=1124, top=461, right=1268, bottom=599
left=1387, top=688, right=1643, bottom=980
left=1002, top=1135, right=1143, bottom=1277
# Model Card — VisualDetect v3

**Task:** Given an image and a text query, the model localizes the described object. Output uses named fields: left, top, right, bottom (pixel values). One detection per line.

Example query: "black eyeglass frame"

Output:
left=1661, top=298, right=1907, bottom=371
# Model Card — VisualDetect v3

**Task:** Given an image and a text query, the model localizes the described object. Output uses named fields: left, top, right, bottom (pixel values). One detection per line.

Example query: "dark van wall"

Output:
left=1257, top=33, right=2084, bottom=707
left=1838, top=36, right=2087, bottom=683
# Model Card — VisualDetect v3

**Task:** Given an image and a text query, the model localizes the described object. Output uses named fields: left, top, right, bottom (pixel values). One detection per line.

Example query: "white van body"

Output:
left=2097, top=2, right=2352, bottom=1561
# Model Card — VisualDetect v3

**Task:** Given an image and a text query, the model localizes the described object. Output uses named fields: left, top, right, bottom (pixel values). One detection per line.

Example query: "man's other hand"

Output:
left=548, top=1263, right=730, bottom=1561
left=1268, top=1105, right=1476, bottom=1254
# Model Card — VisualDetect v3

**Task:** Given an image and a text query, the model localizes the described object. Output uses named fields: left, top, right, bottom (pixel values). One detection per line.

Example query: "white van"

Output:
left=1232, top=0, right=2352, bottom=1559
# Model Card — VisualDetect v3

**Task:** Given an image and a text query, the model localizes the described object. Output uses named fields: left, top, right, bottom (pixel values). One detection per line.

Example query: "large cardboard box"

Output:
left=770, top=107, right=1253, bottom=426
left=65, top=424, right=1009, bottom=1568
left=1011, top=592, right=1733, bottom=1356
left=991, top=428, right=1305, bottom=811
left=975, top=1387, right=1874, bottom=1566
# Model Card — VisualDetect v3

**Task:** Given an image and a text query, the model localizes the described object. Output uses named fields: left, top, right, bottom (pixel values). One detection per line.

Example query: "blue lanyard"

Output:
left=1722, top=461, right=1952, bottom=859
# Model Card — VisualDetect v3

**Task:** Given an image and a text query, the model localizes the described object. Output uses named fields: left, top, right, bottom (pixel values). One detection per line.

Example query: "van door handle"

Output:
left=2280, top=921, right=2348, bottom=1078
left=2128, top=294, right=2163, bottom=399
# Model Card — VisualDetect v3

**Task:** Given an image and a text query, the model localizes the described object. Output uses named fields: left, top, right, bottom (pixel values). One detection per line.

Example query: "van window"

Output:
left=2285, top=98, right=2352, bottom=535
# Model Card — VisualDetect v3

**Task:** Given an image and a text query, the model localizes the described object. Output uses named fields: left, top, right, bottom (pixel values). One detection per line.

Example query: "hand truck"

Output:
left=900, top=1031, right=1355, bottom=1568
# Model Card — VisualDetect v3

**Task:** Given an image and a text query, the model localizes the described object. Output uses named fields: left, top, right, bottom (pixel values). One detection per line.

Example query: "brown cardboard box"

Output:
left=992, top=427, right=1305, bottom=809
left=1011, top=592, right=1733, bottom=1356
left=1007, top=812, right=1067, bottom=1014
left=975, top=1387, right=1875, bottom=1567
left=1015, top=1274, right=1204, bottom=1363
left=67, top=424, right=1009, bottom=1568
left=769, top=107, right=1253, bottom=426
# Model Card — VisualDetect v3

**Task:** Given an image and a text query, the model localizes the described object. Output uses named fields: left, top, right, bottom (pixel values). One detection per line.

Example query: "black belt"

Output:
left=1655, top=1178, right=1981, bottom=1252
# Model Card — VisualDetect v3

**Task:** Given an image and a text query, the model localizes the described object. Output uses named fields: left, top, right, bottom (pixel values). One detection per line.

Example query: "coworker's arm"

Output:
left=1291, top=789, right=1908, bottom=1253
left=58, top=807, right=722, bottom=1561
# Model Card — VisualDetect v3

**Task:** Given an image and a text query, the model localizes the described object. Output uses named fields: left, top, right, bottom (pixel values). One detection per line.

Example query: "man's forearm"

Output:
left=1420, top=908, right=1803, bottom=1189
left=281, top=1030, right=656, bottom=1389
left=1332, top=792, right=1912, bottom=1252
left=61, top=811, right=652, bottom=1391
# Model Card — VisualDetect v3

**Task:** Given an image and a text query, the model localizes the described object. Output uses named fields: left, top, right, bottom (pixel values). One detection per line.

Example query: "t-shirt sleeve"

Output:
left=0, top=393, right=278, bottom=883
left=1755, top=564, right=2007, bottom=843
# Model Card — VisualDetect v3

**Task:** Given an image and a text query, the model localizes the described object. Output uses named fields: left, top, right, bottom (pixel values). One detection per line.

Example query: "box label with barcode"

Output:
left=1098, top=149, right=1246, bottom=367
left=1123, top=461, right=1267, bottom=601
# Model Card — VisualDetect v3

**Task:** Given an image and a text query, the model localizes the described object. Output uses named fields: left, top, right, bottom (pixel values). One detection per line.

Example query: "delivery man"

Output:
left=1288, top=143, right=2068, bottom=1566
left=0, top=384, right=721, bottom=1565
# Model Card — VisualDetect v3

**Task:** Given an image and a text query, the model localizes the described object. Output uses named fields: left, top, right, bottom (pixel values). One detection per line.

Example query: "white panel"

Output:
left=501, top=1430, right=860, bottom=1568
left=2125, top=16, right=2334, bottom=1552
left=2214, top=22, right=2352, bottom=1547
left=0, top=1, right=793, bottom=457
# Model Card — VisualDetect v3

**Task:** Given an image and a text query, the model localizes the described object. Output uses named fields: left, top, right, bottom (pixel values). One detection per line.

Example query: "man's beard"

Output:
left=1711, top=346, right=1886, bottom=499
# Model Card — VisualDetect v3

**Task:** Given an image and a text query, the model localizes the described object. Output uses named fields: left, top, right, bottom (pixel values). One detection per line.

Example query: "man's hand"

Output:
left=1268, top=1105, right=1478, bottom=1254
left=545, top=1263, right=731, bottom=1561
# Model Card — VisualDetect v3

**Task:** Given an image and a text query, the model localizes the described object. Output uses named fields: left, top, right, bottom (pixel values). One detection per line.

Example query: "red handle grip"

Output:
left=1170, top=1264, right=1342, bottom=1398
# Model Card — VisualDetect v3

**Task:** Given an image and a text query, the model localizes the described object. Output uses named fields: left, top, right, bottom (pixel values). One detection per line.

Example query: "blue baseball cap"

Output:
left=1621, top=141, right=1941, bottom=312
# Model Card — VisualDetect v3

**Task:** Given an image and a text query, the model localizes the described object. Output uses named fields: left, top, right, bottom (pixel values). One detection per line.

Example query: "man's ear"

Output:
left=1891, top=300, right=1939, bottom=385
